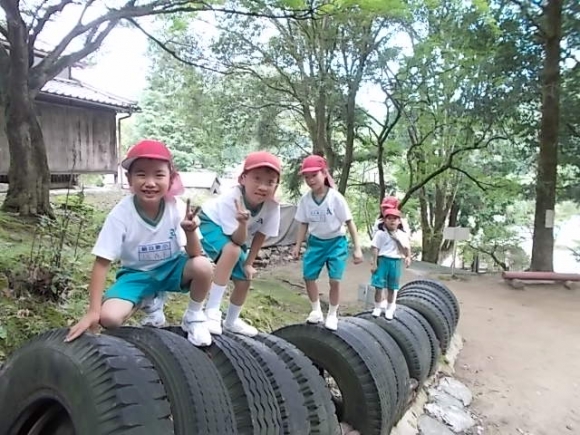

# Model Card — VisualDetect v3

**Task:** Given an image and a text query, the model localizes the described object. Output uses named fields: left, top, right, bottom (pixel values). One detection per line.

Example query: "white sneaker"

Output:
left=306, top=310, right=324, bottom=324
left=385, top=304, right=396, bottom=320
left=324, top=314, right=338, bottom=331
left=181, top=310, right=212, bottom=347
left=140, top=293, right=168, bottom=327
left=205, top=309, right=223, bottom=335
left=371, top=307, right=382, bottom=317
left=224, top=318, right=258, bottom=337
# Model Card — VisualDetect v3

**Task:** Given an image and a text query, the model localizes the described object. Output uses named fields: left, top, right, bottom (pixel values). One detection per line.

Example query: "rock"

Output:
left=438, top=377, right=473, bottom=406
left=425, top=402, right=475, bottom=433
left=507, top=279, right=525, bottom=290
left=429, top=390, right=464, bottom=409
left=418, top=414, right=455, bottom=435
left=257, top=249, right=270, bottom=260
left=563, top=281, right=578, bottom=290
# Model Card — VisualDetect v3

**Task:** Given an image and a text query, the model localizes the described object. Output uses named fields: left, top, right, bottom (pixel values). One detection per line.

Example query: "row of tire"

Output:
left=0, top=278, right=459, bottom=435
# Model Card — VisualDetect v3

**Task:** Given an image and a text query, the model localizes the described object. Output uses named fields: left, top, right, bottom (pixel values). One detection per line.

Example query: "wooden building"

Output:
left=0, top=50, right=138, bottom=186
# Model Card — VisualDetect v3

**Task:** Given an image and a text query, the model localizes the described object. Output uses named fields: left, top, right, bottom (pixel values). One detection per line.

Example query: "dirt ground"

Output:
left=264, top=259, right=580, bottom=435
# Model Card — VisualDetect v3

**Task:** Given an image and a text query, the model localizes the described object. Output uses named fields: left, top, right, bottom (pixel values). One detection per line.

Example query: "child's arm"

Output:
left=65, top=256, right=111, bottom=342
left=243, top=232, right=266, bottom=279
left=231, top=198, right=250, bottom=246
left=292, top=223, right=308, bottom=259
left=371, top=247, right=379, bottom=272
left=346, top=220, right=363, bottom=264
left=184, top=231, right=203, bottom=257
left=181, top=201, right=202, bottom=257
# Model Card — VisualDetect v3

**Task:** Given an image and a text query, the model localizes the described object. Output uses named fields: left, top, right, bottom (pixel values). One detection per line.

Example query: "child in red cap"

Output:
left=198, top=151, right=282, bottom=337
left=66, top=140, right=214, bottom=346
left=370, top=206, right=411, bottom=319
left=292, top=155, right=363, bottom=331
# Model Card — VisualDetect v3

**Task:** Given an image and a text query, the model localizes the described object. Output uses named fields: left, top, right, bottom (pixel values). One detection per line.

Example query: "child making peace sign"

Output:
left=198, top=151, right=282, bottom=337
left=66, top=140, right=214, bottom=346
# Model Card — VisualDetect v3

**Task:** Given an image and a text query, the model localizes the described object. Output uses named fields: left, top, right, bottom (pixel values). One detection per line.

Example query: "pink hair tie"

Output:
left=165, top=172, right=185, bottom=199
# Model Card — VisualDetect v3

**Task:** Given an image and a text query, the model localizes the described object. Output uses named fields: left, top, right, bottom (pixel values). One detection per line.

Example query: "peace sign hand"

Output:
left=234, top=197, right=251, bottom=224
left=180, top=199, right=200, bottom=233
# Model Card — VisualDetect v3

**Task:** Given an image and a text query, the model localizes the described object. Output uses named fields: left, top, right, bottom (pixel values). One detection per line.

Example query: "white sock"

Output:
left=374, top=301, right=381, bottom=309
left=328, top=304, right=339, bottom=317
left=205, top=283, right=226, bottom=311
left=188, top=299, right=204, bottom=312
left=311, top=300, right=321, bottom=312
left=387, top=302, right=397, bottom=310
left=225, top=303, right=242, bottom=325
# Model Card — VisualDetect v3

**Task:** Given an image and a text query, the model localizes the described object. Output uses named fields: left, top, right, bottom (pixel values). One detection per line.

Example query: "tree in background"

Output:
left=0, top=0, right=312, bottom=216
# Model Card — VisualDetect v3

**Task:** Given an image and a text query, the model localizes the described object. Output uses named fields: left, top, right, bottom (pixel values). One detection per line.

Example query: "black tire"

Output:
left=253, top=333, right=341, bottom=435
left=342, top=317, right=411, bottom=422
left=224, top=332, right=310, bottom=435
left=401, top=279, right=460, bottom=323
left=356, top=311, right=431, bottom=386
left=106, top=326, right=237, bottom=435
left=273, top=322, right=395, bottom=435
left=0, top=328, right=173, bottom=435
left=398, top=284, right=458, bottom=328
left=397, top=288, right=457, bottom=334
left=164, top=327, right=282, bottom=435
left=397, top=294, right=453, bottom=352
left=396, top=305, right=441, bottom=376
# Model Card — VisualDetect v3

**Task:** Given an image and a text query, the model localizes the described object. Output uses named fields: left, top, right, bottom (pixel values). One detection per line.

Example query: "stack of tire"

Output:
left=0, top=279, right=458, bottom=435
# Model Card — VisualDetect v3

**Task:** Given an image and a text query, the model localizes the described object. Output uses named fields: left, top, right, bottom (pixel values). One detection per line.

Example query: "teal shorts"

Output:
left=199, top=212, right=248, bottom=281
left=371, top=256, right=402, bottom=290
left=103, top=253, right=190, bottom=305
left=303, top=235, right=348, bottom=281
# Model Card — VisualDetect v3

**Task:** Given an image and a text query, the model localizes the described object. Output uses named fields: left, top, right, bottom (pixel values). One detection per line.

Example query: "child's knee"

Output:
left=99, top=299, right=133, bottom=328
left=188, top=255, right=213, bottom=277
left=99, top=310, right=125, bottom=328
left=221, top=242, right=242, bottom=259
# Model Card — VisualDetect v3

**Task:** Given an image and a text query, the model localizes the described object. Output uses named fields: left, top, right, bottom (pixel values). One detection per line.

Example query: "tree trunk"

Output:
left=530, top=0, right=562, bottom=272
left=2, top=97, right=52, bottom=216
left=1, top=15, right=52, bottom=216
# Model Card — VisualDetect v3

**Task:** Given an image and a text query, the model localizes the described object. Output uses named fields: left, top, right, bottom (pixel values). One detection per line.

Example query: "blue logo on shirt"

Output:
left=326, top=208, right=333, bottom=215
left=169, top=229, right=176, bottom=240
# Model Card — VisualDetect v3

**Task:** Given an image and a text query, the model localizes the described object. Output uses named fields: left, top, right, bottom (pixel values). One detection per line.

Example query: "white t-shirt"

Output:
left=201, top=185, right=280, bottom=240
left=294, top=188, right=353, bottom=239
left=92, top=195, right=199, bottom=271
left=371, top=229, right=410, bottom=259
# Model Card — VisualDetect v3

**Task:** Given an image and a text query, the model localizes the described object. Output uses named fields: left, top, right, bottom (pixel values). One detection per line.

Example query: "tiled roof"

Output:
left=40, top=77, right=138, bottom=111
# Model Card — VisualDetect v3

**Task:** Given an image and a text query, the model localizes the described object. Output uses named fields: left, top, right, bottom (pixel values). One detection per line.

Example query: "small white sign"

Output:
left=545, top=210, right=555, bottom=229
left=443, top=226, right=471, bottom=241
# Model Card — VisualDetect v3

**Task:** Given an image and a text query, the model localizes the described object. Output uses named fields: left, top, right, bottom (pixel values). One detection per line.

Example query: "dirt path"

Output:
left=264, top=260, right=580, bottom=435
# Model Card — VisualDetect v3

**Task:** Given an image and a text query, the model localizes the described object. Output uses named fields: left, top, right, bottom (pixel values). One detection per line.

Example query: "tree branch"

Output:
left=127, top=18, right=228, bottom=75
left=28, top=0, right=76, bottom=54
left=448, top=165, right=495, bottom=191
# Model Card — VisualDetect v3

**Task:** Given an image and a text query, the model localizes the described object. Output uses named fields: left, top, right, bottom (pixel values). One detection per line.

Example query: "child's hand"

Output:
left=291, top=245, right=301, bottom=260
left=181, top=199, right=199, bottom=233
left=244, top=264, right=257, bottom=280
left=404, top=256, right=411, bottom=268
left=234, top=198, right=251, bottom=224
left=353, top=247, right=364, bottom=264
left=371, top=263, right=377, bottom=273
left=65, top=310, right=100, bottom=342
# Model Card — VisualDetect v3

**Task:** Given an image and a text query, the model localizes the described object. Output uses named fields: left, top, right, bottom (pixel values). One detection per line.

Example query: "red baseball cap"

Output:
left=243, top=151, right=282, bottom=174
left=122, top=140, right=173, bottom=170
left=300, top=155, right=328, bottom=174
left=381, top=196, right=399, bottom=209
left=383, top=208, right=402, bottom=218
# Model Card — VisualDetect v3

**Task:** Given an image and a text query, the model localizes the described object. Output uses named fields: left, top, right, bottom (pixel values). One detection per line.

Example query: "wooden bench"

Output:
left=502, top=271, right=580, bottom=290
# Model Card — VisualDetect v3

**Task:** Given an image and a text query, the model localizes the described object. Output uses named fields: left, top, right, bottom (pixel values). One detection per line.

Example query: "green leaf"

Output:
left=0, top=325, right=7, bottom=340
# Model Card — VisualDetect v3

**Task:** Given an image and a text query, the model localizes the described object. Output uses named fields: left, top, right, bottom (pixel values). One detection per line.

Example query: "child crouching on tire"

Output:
left=66, top=140, right=214, bottom=346
left=199, top=151, right=282, bottom=337
left=370, top=204, right=411, bottom=320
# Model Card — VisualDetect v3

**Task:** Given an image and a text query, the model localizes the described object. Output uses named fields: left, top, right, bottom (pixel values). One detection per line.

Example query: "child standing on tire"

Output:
left=199, top=151, right=282, bottom=337
left=292, top=155, right=363, bottom=331
left=370, top=205, right=411, bottom=320
left=66, top=140, right=214, bottom=346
